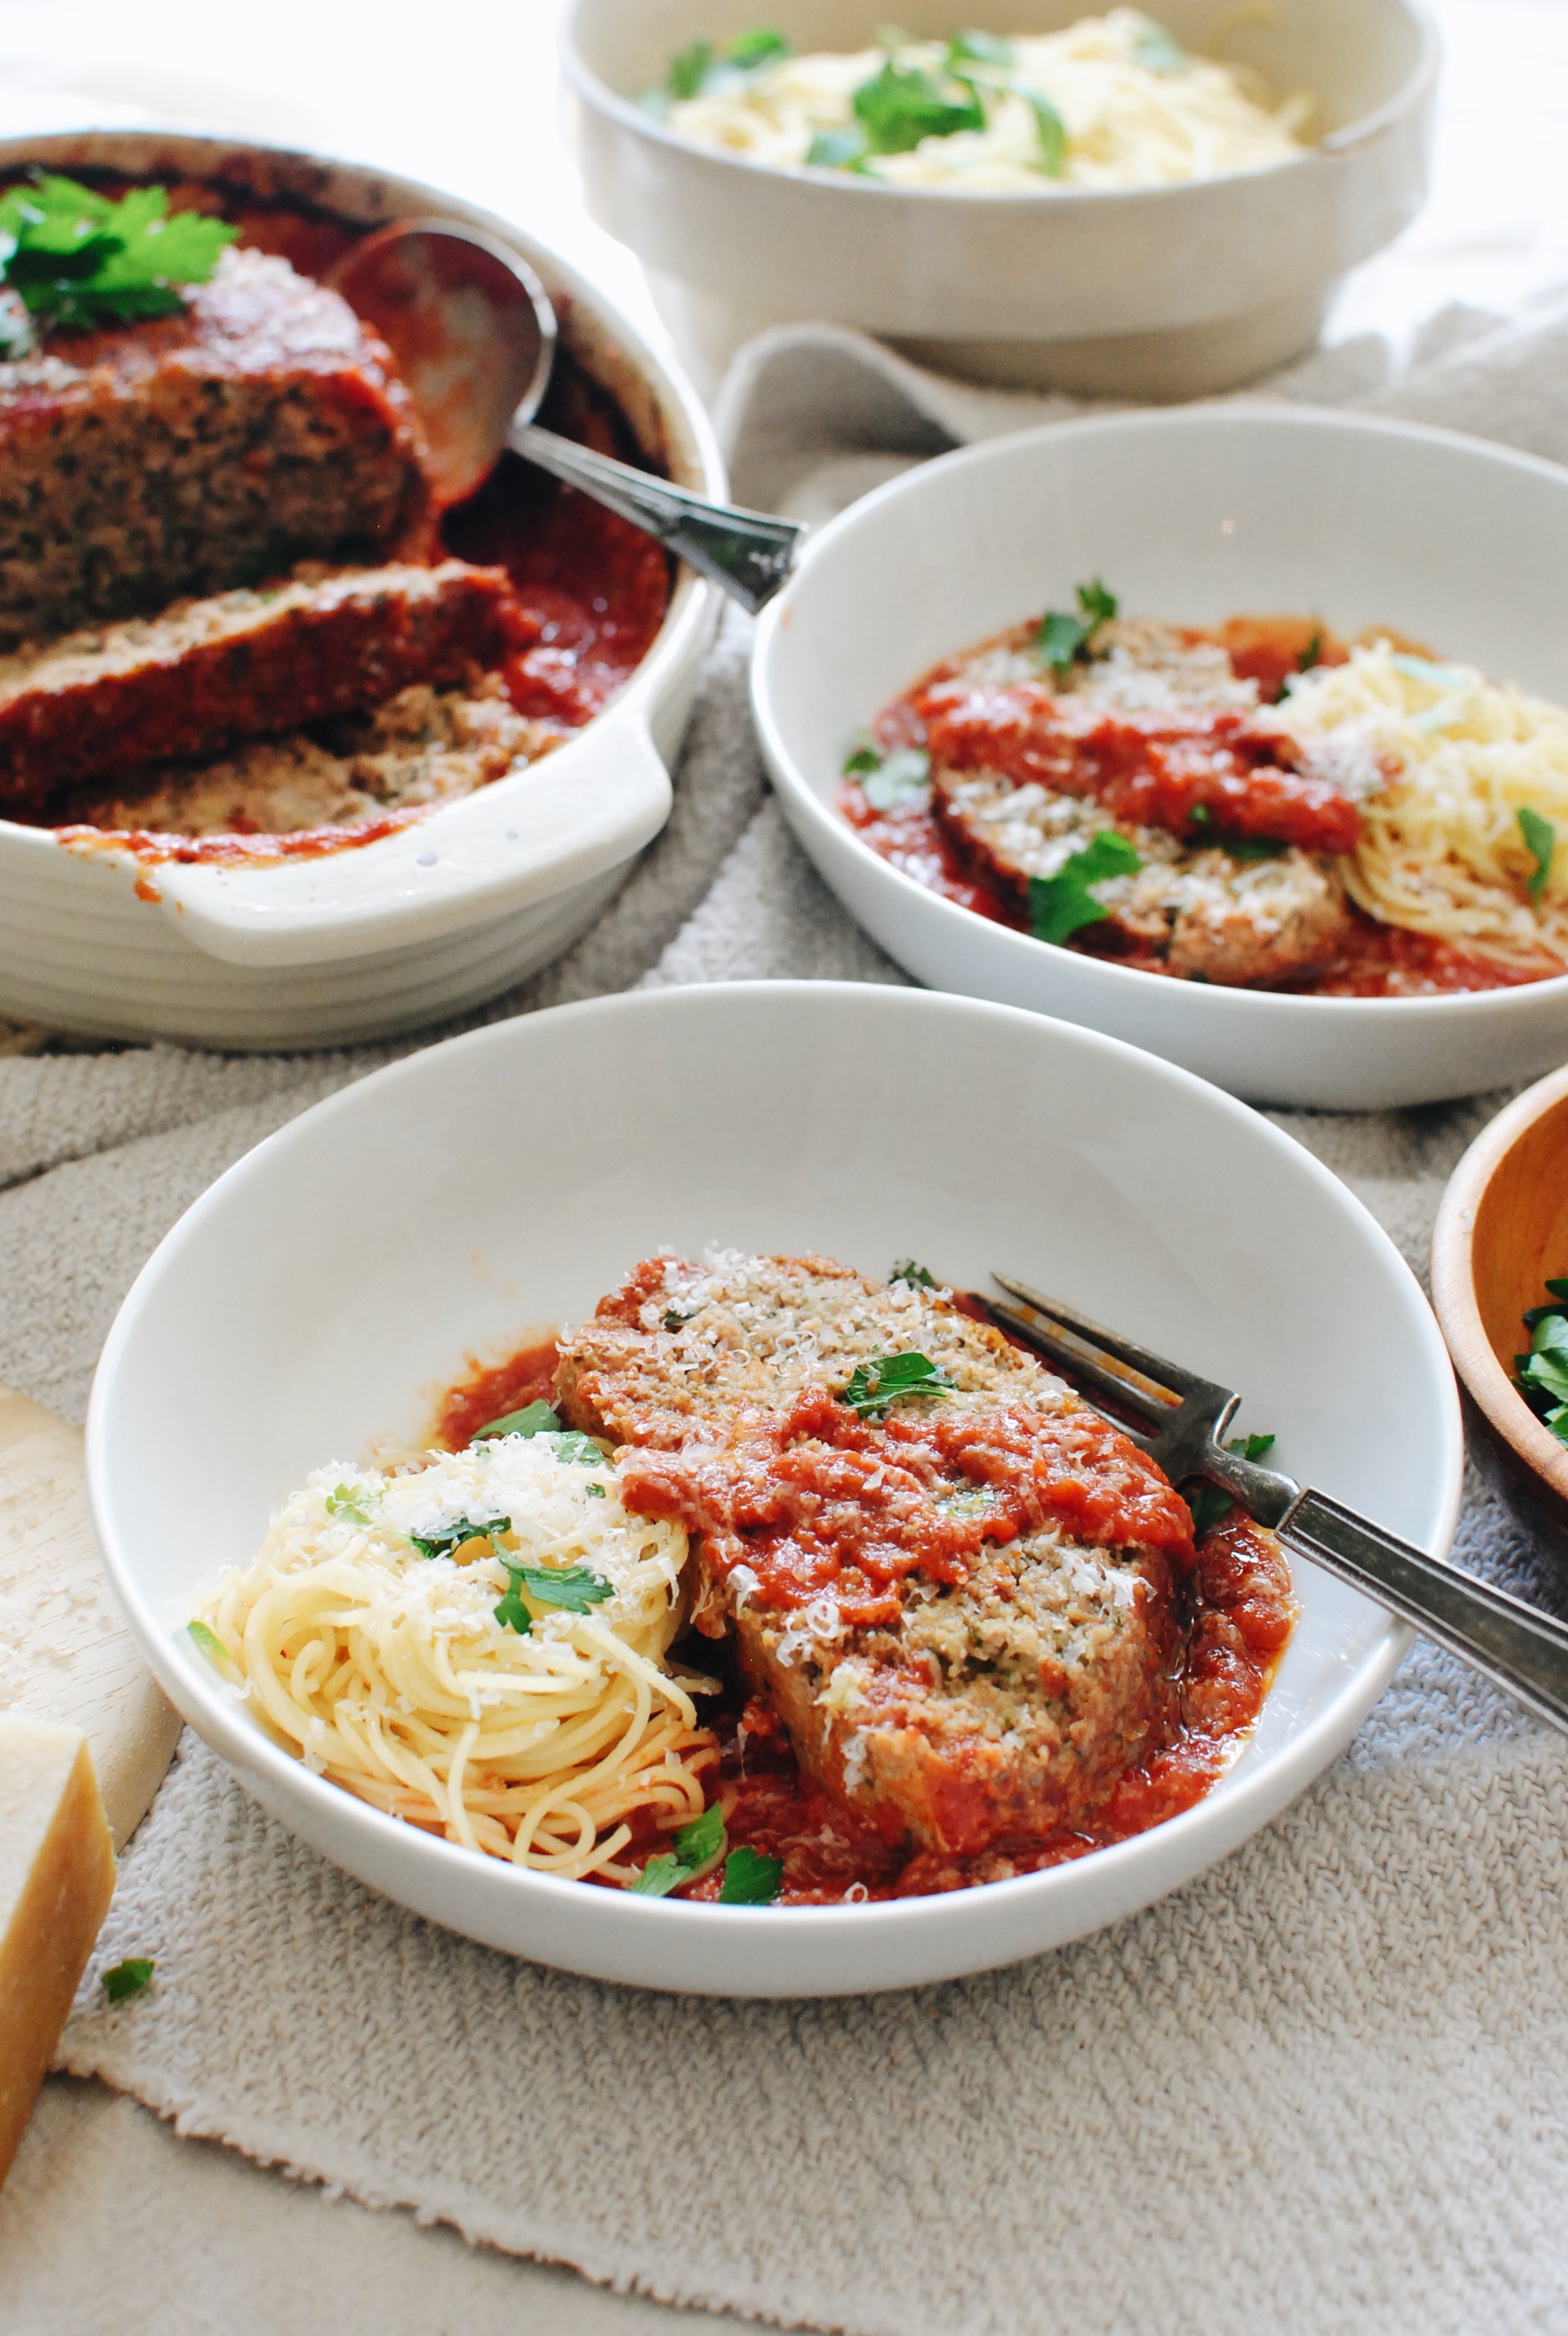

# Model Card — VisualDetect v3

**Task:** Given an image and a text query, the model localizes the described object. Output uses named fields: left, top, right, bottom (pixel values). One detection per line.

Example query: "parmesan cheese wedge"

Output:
left=0, top=1388, right=181, bottom=1850
left=0, top=1716, right=115, bottom=2185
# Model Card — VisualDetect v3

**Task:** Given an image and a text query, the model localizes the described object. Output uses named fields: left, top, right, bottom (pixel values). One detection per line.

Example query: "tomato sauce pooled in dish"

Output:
left=443, top=1274, right=1296, bottom=1905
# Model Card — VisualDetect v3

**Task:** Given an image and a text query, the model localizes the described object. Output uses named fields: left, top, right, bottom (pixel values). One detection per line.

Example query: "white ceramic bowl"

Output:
left=0, top=129, right=723, bottom=1051
left=88, top=982, right=1460, bottom=1997
left=753, top=404, right=1568, bottom=1111
left=564, top=0, right=1437, bottom=399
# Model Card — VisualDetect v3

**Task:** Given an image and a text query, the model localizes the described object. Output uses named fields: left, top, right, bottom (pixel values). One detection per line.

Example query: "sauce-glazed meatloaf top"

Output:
left=0, top=557, right=524, bottom=810
left=557, top=1252, right=1202, bottom=1858
left=0, top=244, right=426, bottom=648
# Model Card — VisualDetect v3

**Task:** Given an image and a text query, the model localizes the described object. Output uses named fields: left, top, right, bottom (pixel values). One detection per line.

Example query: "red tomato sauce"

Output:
left=435, top=1324, right=1296, bottom=1904
left=849, top=612, right=1567, bottom=999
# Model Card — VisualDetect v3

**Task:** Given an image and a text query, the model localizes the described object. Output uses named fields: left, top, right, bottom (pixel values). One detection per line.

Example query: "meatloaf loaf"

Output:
left=557, top=1252, right=1202, bottom=1858
left=0, top=244, right=426, bottom=649
left=0, top=558, right=525, bottom=811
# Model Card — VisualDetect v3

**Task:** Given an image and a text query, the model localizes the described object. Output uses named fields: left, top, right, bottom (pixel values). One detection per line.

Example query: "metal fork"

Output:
left=987, top=1272, right=1568, bottom=1734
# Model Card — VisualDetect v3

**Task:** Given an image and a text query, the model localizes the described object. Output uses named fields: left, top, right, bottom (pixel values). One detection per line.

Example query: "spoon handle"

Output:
left=510, top=422, right=804, bottom=616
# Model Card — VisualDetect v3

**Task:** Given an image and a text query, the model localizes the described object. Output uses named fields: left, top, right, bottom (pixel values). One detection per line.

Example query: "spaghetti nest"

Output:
left=1287, top=640, right=1568, bottom=967
left=194, top=1436, right=717, bottom=1879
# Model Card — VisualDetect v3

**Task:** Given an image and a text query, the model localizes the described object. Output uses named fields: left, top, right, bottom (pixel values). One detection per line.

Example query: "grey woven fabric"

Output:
left=6, top=302, right=1568, bottom=2334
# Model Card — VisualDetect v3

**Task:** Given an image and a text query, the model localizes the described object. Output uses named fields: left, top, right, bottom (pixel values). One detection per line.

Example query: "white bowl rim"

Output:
left=561, top=0, right=1441, bottom=206
left=85, top=978, right=1460, bottom=1979
left=753, top=399, right=1568, bottom=1028
left=0, top=130, right=724, bottom=914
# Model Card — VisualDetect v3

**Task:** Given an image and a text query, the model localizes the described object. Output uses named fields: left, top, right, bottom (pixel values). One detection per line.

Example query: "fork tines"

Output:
left=986, top=1272, right=1231, bottom=1433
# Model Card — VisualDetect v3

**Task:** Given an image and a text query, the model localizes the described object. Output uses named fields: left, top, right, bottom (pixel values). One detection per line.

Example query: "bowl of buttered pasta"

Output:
left=563, top=0, right=1438, bottom=399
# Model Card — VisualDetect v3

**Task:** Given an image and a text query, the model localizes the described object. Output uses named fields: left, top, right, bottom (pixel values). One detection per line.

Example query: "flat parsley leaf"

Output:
left=1135, top=18, right=1188, bottom=73
left=1034, top=577, right=1119, bottom=675
left=807, top=125, right=871, bottom=169
left=1021, top=86, right=1067, bottom=174
left=948, top=29, right=1015, bottom=68
left=841, top=1350, right=956, bottom=1415
left=665, top=27, right=791, bottom=104
left=628, top=1801, right=728, bottom=1896
left=1188, top=1433, right=1277, bottom=1540
left=1519, top=806, right=1555, bottom=905
left=1028, top=829, right=1141, bottom=947
left=890, top=1259, right=937, bottom=1289
left=0, top=175, right=235, bottom=336
left=1517, top=1299, right=1568, bottom=1435
left=473, top=1399, right=561, bottom=1441
left=102, top=1956, right=155, bottom=2003
left=852, top=56, right=985, bottom=154
left=411, top=1513, right=511, bottom=1562
left=494, top=1560, right=614, bottom=1633
left=325, top=1483, right=373, bottom=1526
left=719, top=1845, right=786, bottom=1904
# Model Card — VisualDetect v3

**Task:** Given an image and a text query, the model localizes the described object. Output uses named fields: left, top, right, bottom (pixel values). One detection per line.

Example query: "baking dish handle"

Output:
left=148, top=704, right=673, bottom=970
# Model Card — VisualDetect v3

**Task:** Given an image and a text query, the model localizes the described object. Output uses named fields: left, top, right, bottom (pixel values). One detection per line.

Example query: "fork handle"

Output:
left=508, top=421, right=805, bottom=615
left=1282, top=1489, right=1568, bottom=1732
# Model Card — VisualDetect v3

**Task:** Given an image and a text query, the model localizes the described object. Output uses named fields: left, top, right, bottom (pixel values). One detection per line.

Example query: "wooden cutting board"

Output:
left=0, top=1389, right=181, bottom=1850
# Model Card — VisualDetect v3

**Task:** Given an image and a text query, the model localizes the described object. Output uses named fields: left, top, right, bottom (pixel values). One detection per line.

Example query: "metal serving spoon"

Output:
left=329, top=220, right=803, bottom=616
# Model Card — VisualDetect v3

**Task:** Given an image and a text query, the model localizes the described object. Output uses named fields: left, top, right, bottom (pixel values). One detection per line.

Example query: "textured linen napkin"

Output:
left=6, top=289, right=1568, bottom=2334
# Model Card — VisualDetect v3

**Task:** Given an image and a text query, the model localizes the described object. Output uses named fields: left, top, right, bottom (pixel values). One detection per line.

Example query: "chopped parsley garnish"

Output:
left=719, top=1845, right=786, bottom=1904
left=1299, top=627, right=1324, bottom=674
left=890, top=1259, right=937, bottom=1288
left=325, top=1483, right=373, bottom=1525
left=845, top=740, right=930, bottom=811
left=1020, top=86, right=1068, bottom=175
left=841, top=1350, right=956, bottom=1414
left=1034, top=578, right=1119, bottom=676
left=411, top=1514, right=511, bottom=1562
left=948, top=29, right=1015, bottom=69
left=186, top=1620, right=232, bottom=1666
left=655, top=27, right=793, bottom=110
left=1516, top=1280, right=1568, bottom=1442
left=0, top=176, right=236, bottom=345
left=494, top=1560, right=615, bottom=1633
left=1188, top=1433, right=1276, bottom=1539
left=1135, top=18, right=1188, bottom=73
left=1028, top=829, right=1141, bottom=947
left=807, top=126, right=871, bottom=170
left=852, top=56, right=985, bottom=154
left=628, top=1801, right=727, bottom=1896
left=1519, top=806, right=1555, bottom=905
left=102, top=1956, right=155, bottom=2003
left=473, top=1399, right=560, bottom=1441
left=1186, top=803, right=1285, bottom=861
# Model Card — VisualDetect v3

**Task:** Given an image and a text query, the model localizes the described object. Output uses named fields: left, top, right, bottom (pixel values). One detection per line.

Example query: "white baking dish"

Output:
left=564, top=0, right=1438, bottom=399
left=0, top=130, right=723, bottom=1049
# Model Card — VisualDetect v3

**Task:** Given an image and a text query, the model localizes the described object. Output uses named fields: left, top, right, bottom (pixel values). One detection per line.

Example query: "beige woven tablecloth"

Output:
left=8, top=191, right=1568, bottom=2336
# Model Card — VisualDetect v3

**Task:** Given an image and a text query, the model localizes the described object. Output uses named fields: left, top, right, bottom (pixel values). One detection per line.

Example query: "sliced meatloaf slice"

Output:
left=0, top=559, right=524, bottom=811
left=557, top=1252, right=1200, bottom=1856
left=58, top=673, right=561, bottom=844
left=933, top=766, right=1351, bottom=986
left=0, top=244, right=426, bottom=648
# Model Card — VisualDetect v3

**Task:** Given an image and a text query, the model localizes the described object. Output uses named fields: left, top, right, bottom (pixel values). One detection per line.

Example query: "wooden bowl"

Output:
left=1432, top=1062, right=1568, bottom=1562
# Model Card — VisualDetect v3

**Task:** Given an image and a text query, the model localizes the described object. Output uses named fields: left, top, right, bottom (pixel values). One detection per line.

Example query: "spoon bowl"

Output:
left=331, top=220, right=555, bottom=509
left=331, top=219, right=803, bottom=612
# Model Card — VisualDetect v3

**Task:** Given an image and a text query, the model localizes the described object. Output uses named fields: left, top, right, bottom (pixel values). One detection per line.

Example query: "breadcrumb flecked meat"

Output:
left=0, top=245, right=426, bottom=648
left=556, top=1250, right=1199, bottom=1856
left=935, top=765, right=1351, bottom=984
left=58, top=671, right=560, bottom=842
left=0, top=559, right=525, bottom=811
